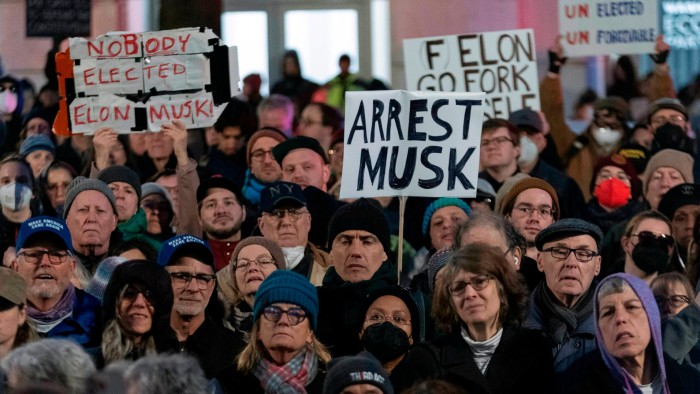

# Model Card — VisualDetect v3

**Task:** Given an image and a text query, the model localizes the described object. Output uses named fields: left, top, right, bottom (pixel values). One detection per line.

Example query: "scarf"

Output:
left=27, top=285, right=75, bottom=331
left=462, top=326, right=503, bottom=375
left=533, top=281, right=594, bottom=346
left=252, top=346, right=318, bottom=394
left=282, top=246, right=306, bottom=270
left=231, top=303, right=253, bottom=343
left=242, top=170, right=271, bottom=207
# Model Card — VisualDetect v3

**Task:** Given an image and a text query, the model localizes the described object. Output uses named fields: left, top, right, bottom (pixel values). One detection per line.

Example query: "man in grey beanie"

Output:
left=63, top=176, right=119, bottom=273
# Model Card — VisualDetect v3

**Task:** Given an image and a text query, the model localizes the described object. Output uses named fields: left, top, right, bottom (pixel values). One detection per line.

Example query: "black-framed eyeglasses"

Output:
left=169, top=272, right=216, bottom=289
left=480, top=136, right=513, bottom=147
left=542, top=247, right=598, bottom=262
left=512, top=204, right=556, bottom=219
left=365, top=312, right=411, bottom=326
left=234, top=257, right=277, bottom=272
left=18, top=249, right=71, bottom=265
left=632, top=231, right=675, bottom=250
left=448, top=274, right=493, bottom=296
left=654, top=295, right=691, bottom=308
left=262, top=305, right=307, bottom=326
left=250, top=149, right=274, bottom=162
left=122, top=284, right=155, bottom=306
left=263, top=208, right=308, bottom=223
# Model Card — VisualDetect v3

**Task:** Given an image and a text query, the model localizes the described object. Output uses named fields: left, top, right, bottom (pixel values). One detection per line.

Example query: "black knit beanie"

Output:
left=96, top=165, right=142, bottom=201
left=327, top=198, right=391, bottom=253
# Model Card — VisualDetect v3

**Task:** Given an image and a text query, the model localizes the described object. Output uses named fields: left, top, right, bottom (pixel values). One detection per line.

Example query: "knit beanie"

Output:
left=499, top=177, right=560, bottom=220
left=246, top=127, right=287, bottom=165
left=19, top=135, right=55, bottom=157
left=141, top=182, right=174, bottom=209
left=594, top=273, right=670, bottom=394
left=63, top=176, right=118, bottom=219
left=428, top=247, right=454, bottom=292
left=231, top=236, right=286, bottom=270
left=494, top=173, right=530, bottom=214
left=646, top=97, right=688, bottom=124
left=360, top=285, right=421, bottom=343
left=324, top=351, right=394, bottom=394
left=327, top=198, right=391, bottom=253
left=253, top=270, right=319, bottom=330
left=422, top=198, right=471, bottom=236
left=641, top=149, right=694, bottom=193
left=96, top=165, right=142, bottom=202
left=85, top=256, right=127, bottom=303
left=594, top=96, right=630, bottom=120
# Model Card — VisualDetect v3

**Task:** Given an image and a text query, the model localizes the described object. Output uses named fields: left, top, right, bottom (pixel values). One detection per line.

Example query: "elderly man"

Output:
left=158, top=234, right=243, bottom=378
left=63, top=176, right=119, bottom=273
left=196, top=176, right=246, bottom=271
left=241, top=127, right=287, bottom=209
left=523, top=218, right=603, bottom=391
left=646, top=98, right=693, bottom=154
left=258, top=181, right=329, bottom=284
left=317, top=198, right=413, bottom=357
left=11, top=216, right=101, bottom=348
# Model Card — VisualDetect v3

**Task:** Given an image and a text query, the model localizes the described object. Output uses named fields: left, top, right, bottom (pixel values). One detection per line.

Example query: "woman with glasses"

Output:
left=358, top=285, right=420, bottom=391
left=651, top=272, right=695, bottom=319
left=616, top=211, right=676, bottom=284
left=97, top=260, right=174, bottom=367
left=398, top=243, right=555, bottom=393
left=217, top=237, right=286, bottom=342
left=212, top=270, right=330, bottom=393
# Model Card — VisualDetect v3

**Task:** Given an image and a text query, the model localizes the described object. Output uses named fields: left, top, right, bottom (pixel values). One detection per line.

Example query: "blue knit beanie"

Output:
left=85, top=256, right=127, bottom=303
left=253, top=270, right=319, bottom=330
left=422, top=198, right=471, bottom=236
left=19, top=134, right=55, bottom=157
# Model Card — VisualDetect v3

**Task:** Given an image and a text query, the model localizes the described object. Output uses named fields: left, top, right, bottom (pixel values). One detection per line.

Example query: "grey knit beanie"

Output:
left=63, top=176, right=118, bottom=219
left=96, top=165, right=142, bottom=201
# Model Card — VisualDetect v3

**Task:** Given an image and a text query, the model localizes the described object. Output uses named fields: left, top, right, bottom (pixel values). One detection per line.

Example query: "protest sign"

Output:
left=340, top=90, right=486, bottom=199
left=26, top=0, right=90, bottom=37
left=403, top=29, right=538, bottom=119
left=559, top=0, right=659, bottom=57
left=54, top=27, right=238, bottom=135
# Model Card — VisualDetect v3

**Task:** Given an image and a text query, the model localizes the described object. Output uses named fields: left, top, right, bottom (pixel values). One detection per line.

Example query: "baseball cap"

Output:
left=157, top=234, right=215, bottom=268
left=260, top=181, right=307, bottom=213
left=16, top=216, right=73, bottom=253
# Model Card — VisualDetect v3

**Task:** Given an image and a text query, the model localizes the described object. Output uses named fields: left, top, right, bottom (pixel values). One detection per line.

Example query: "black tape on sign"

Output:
left=133, top=107, right=147, bottom=131
left=209, top=45, right=231, bottom=105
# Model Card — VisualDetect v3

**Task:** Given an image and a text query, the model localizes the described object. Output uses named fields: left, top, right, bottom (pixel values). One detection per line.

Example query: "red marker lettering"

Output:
left=145, top=38, right=159, bottom=54
left=83, top=68, right=96, bottom=86
left=173, top=64, right=186, bottom=75
left=123, top=34, right=139, bottom=55
left=125, top=68, right=138, bottom=81
left=87, top=41, right=103, bottom=57
left=162, top=36, right=175, bottom=52
left=73, top=104, right=87, bottom=125
left=114, top=104, right=131, bottom=121
left=99, top=106, right=110, bottom=122
left=107, top=40, right=122, bottom=57
left=178, top=34, right=191, bottom=52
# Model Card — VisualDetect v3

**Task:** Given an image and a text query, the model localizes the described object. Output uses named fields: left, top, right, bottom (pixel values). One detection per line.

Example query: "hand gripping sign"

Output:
left=54, top=27, right=239, bottom=135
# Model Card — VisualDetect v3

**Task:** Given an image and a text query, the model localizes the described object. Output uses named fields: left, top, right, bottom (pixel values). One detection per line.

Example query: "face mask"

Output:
left=592, top=127, right=623, bottom=148
left=594, top=177, right=630, bottom=209
left=0, top=182, right=32, bottom=212
left=517, top=135, right=539, bottom=166
left=281, top=246, right=306, bottom=270
left=361, top=322, right=411, bottom=363
left=0, top=91, right=18, bottom=114
left=631, top=239, right=670, bottom=274
left=654, top=123, right=692, bottom=154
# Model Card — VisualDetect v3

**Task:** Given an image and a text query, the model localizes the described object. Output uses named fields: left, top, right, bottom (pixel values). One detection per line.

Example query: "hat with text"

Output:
left=658, top=183, right=700, bottom=221
left=16, top=216, right=73, bottom=253
left=157, top=234, right=214, bottom=268
left=324, top=351, right=394, bottom=394
left=260, top=181, right=307, bottom=213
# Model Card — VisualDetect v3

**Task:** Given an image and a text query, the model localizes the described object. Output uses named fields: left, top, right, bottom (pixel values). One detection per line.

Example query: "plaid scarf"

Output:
left=252, top=346, right=318, bottom=394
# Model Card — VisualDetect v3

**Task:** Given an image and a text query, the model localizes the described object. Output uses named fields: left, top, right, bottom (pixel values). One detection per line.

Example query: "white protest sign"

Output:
left=340, top=90, right=486, bottom=199
left=404, top=29, right=539, bottom=120
left=69, top=94, right=136, bottom=134
left=58, top=27, right=238, bottom=134
left=559, top=0, right=658, bottom=57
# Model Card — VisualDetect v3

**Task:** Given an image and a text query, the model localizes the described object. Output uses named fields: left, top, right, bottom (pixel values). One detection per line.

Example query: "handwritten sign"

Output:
left=340, top=90, right=486, bottom=199
left=56, top=27, right=238, bottom=134
left=559, top=0, right=659, bottom=57
left=403, top=29, right=539, bottom=120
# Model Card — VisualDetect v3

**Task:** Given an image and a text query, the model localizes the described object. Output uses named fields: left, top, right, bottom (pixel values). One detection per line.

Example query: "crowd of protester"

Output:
left=1, top=34, right=700, bottom=394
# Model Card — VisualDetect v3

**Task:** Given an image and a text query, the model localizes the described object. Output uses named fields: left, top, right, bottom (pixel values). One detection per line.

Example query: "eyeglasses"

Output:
left=234, top=257, right=277, bottom=272
left=654, top=295, right=691, bottom=308
left=365, top=312, right=411, bottom=326
left=632, top=231, right=675, bottom=250
left=542, top=247, right=598, bottom=262
left=122, top=284, right=155, bottom=305
left=250, top=149, right=274, bottom=162
left=480, top=136, right=513, bottom=147
left=651, top=114, right=686, bottom=128
left=18, top=249, right=71, bottom=265
left=262, top=305, right=307, bottom=326
left=512, top=204, right=556, bottom=219
left=169, top=272, right=216, bottom=289
left=448, top=274, right=493, bottom=296
left=263, top=208, right=308, bottom=223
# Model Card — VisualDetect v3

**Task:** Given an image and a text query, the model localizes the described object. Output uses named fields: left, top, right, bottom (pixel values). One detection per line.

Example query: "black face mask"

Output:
left=361, top=322, right=411, bottom=363
left=631, top=241, right=671, bottom=274
left=653, top=123, right=692, bottom=155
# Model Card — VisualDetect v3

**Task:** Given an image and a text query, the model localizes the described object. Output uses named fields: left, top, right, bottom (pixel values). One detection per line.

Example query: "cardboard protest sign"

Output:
left=54, top=27, right=238, bottom=135
left=559, top=0, right=659, bottom=57
left=403, top=29, right=539, bottom=120
left=340, top=90, right=486, bottom=199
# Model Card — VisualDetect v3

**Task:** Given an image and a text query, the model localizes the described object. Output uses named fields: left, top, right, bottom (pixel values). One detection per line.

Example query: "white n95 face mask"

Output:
left=592, top=127, right=623, bottom=148
left=517, top=135, right=539, bottom=166
left=0, top=182, right=32, bottom=212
